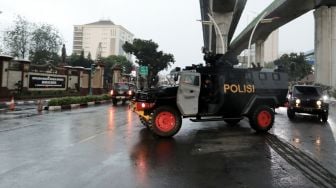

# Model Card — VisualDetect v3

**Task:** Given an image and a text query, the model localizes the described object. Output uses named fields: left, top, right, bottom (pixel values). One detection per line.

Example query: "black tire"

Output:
left=249, top=105, right=274, bottom=132
left=321, top=112, right=328, bottom=123
left=149, top=106, right=182, bottom=137
left=224, top=119, right=241, bottom=125
left=287, top=108, right=295, bottom=120
left=139, top=116, right=150, bottom=129
left=112, top=99, right=118, bottom=106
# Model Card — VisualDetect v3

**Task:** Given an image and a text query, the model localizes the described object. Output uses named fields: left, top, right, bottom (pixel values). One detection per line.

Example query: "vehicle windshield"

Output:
left=293, top=86, right=321, bottom=97
left=114, top=83, right=129, bottom=90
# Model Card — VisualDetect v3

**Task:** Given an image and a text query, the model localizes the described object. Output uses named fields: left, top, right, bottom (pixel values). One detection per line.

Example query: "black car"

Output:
left=287, top=85, right=329, bottom=122
left=110, top=82, right=136, bottom=105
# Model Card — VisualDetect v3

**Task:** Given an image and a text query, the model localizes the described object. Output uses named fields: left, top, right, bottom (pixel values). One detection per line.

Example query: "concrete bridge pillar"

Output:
left=314, top=6, right=336, bottom=88
left=213, top=12, right=233, bottom=54
left=255, top=40, right=265, bottom=66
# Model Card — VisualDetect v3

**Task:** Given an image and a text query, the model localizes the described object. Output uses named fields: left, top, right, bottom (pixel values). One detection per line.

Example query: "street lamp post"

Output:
left=247, top=11, right=268, bottom=68
left=207, top=13, right=225, bottom=54
left=247, top=12, right=280, bottom=68
left=198, top=13, right=226, bottom=54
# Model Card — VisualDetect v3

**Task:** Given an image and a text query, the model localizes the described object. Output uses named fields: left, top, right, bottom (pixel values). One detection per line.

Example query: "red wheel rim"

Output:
left=257, top=110, right=272, bottom=128
left=155, top=112, right=176, bottom=132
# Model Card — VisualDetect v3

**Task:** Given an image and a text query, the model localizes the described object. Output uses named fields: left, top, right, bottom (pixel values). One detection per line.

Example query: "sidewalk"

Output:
left=0, top=99, right=50, bottom=106
left=0, top=100, right=112, bottom=122
left=0, top=99, right=50, bottom=112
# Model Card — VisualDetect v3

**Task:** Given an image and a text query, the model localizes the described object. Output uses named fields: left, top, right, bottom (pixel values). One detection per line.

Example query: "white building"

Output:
left=73, top=20, right=133, bottom=60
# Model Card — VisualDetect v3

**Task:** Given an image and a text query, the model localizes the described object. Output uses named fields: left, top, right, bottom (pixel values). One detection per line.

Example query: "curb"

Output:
left=1, top=99, right=50, bottom=106
left=45, top=100, right=111, bottom=111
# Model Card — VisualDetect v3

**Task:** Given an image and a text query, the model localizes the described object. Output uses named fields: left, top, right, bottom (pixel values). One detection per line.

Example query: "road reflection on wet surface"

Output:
left=0, top=104, right=335, bottom=187
left=272, top=107, right=336, bottom=176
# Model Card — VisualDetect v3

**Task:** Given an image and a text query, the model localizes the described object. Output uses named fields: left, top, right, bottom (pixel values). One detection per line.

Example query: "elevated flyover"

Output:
left=227, top=0, right=336, bottom=88
left=229, top=0, right=336, bottom=56
left=199, top=0, right=247, bottom=54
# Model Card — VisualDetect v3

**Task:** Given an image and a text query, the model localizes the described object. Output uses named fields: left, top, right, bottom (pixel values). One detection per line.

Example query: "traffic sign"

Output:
left=139, top=66, right=148, bottom=76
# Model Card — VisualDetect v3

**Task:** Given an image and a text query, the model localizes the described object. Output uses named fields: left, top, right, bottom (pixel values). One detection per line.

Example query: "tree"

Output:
left=103, top=55, right=133, bottom=73
left=274, top=53, right=312, bottom=82
left=61, top=44, right=67, bottom=64
left=123, top=38, right=175, bottom=87
left=68, top=51, right=93, bottom=68
left=4, top=16, right=31, bottom=59
left=87, top=52, right=92, bottom=60
left=102, top=55, right=133, bottom=83
left=29, top=24, right=63, bottom=65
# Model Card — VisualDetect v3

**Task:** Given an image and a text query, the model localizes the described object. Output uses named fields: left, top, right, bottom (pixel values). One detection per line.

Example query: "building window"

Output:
left=111, top=29, right=116, bottom=36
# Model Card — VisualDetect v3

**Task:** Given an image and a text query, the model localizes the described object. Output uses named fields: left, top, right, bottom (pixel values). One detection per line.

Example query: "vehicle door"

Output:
left=177, top=72, right=201, bottom=115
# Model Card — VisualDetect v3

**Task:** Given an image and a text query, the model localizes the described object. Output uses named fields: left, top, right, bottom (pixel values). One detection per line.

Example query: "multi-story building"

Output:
left=73, top=20, right=133, bottom=60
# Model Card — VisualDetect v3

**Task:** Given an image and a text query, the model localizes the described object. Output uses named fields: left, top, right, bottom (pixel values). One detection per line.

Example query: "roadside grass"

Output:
left=48, top=94, right=110, bottom=106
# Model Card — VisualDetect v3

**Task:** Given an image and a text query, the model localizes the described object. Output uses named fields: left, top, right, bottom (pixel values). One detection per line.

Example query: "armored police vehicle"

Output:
left=132, top=52, right=288, bottom=137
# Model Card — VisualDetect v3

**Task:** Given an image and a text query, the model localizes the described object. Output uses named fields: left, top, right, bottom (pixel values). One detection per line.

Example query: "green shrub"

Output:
left=48, top=94, right=111, bottom=106
left=48, top=99, right=59, bottom=106
left=102, top=94, right=110, bottom=100
left=17, top=90, right=82, bottom=98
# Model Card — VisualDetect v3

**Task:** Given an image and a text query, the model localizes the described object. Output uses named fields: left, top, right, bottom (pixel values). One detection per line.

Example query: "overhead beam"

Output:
left=229, top=0, right=336, bottom=56
left=228, top=0, right=247, bottom=44
left=200, top=0, right=247, bottom=53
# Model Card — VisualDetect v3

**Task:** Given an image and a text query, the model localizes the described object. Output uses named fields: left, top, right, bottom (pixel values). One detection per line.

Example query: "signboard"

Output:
left=139, top=66, right=148, bottom=76
left=29, top=75, right=66, bottom=89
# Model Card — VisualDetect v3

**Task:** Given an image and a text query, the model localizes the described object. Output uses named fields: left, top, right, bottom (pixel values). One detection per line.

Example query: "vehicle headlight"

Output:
left=296, top=99, right=301, bottom=104
left=323, top=95, right=328, bottom=101
left=287, top=94, right=291, bottom=99
left=316, top=100, right=322, bottom=106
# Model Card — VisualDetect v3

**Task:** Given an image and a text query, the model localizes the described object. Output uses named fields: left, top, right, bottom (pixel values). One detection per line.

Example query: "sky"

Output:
left=0, top=0, right=315, bottom=70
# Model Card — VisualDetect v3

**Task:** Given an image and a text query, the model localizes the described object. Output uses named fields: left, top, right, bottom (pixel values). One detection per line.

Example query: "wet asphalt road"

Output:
left=0, top=103, right=336, bottom=188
